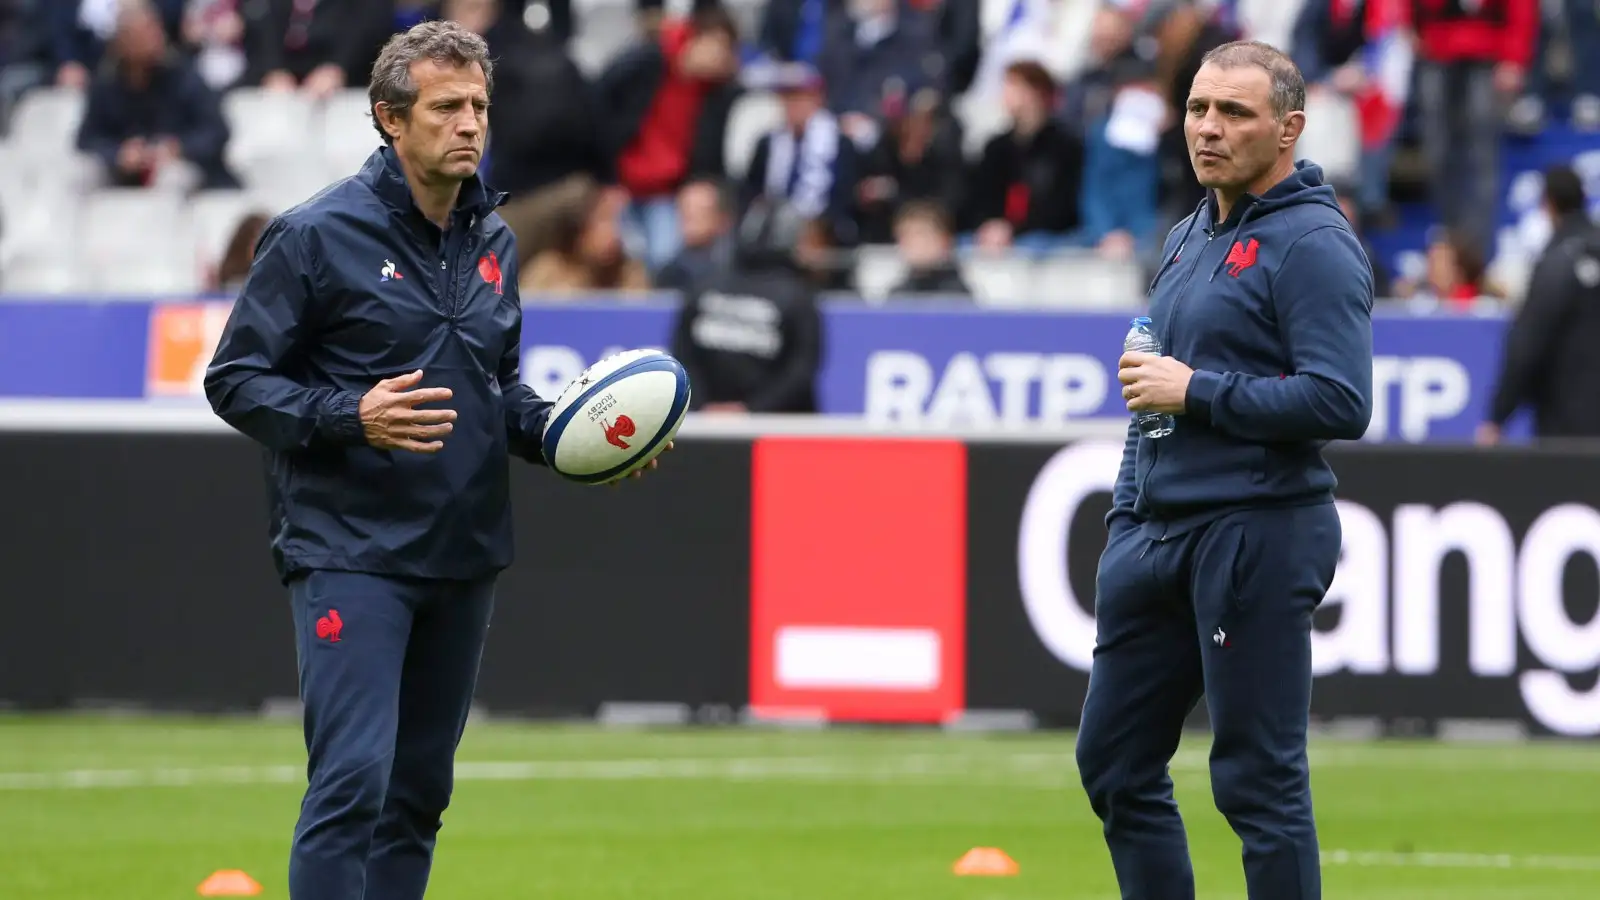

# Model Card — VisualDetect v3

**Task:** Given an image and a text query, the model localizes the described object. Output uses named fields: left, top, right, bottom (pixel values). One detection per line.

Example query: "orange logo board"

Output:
left=147, top=302, right=234, bottom=398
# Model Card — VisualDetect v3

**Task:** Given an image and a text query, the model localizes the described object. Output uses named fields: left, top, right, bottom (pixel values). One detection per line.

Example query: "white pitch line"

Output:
left=0, top=753, right=1090, bottom=792
left=1323, top=849, right=1600, bottom=872
left=3, top=743, right=1598, bottom=792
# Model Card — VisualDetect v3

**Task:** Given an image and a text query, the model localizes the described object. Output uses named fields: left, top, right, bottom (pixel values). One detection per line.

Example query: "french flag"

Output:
left=1350, top=0, right=1414, bottom=151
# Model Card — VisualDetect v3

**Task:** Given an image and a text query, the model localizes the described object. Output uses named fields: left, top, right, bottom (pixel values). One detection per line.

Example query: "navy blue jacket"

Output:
left=1109, top=162, right=1374, bottom=541
left=204, top=147, right=553, bottom=583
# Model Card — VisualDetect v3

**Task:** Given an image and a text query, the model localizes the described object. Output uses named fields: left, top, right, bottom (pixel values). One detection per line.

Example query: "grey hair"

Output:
left=1199, top=40, right=1306, bottom=121
left=368, top=20, right=495, bottom=144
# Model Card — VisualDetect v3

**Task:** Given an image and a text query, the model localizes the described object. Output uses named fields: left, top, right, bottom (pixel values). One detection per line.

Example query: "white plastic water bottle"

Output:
left=1124, top=316, right=1176, bottom=439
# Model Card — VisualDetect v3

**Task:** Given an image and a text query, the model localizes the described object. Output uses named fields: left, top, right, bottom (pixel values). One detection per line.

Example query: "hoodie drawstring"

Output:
left=1146, top=199, right=1207, bottom=295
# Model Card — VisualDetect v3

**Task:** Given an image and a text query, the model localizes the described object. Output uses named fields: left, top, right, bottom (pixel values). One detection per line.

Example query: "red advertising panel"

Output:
left=750, top=437, right=967, bottom=722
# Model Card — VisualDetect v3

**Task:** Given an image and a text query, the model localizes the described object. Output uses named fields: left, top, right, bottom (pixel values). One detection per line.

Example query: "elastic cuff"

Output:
left=1185, top=369, right=1222, bottom=424
left=320, top=391, right=366, bottom=446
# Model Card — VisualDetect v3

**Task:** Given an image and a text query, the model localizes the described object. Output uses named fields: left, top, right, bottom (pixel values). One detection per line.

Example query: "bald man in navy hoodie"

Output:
left=1074, top=41, right=1374, bottom=900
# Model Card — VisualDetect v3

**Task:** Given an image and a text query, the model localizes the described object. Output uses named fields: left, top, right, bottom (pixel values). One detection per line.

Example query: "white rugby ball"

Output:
left=541, top=349, right=691, bottom=484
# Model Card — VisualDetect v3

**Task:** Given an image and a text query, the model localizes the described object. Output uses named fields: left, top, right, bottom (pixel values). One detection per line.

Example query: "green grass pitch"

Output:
left=1, top=714, right=1597, bottom=899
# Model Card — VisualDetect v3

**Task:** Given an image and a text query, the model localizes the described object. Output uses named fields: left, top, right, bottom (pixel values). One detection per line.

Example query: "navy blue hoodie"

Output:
left=1109, top=161, right=1374, bottom=541
left=204, top=147, right=553, bottom=583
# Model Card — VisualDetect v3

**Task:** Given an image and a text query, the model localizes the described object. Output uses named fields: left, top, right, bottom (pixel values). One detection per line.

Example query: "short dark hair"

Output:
left=690, top=6, right=740, bottom=42
left=1004, top=60, right=1057, bottom=98
left=368, top=21, right=494, bottom=144
left=1544, top=164, right=1588, bottom=217
left=895, top=200, right=954, bottom=235
left=1199, top=40, right=1306, bottom=120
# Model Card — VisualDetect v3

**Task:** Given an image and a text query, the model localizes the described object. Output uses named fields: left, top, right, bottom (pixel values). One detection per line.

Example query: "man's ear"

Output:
left=1279, top=110, right=1306, bottom=150
left=374, top=102, right=404, bottom=141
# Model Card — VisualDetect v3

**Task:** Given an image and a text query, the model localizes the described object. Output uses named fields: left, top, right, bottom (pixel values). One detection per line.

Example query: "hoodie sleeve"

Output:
left=1184, top=224, right=1374, bottom=442
left=203, top=219, right=368, bottom=451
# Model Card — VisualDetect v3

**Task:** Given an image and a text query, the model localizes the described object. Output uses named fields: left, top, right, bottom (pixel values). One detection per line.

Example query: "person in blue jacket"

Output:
left=203, top=21, right=664, bottom=900
left=1074, top=41, right=1374, bottom=900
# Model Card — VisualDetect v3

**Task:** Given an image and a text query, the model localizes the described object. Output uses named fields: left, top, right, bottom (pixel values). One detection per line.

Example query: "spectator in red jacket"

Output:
left=596, top=7, right=742, bottom=273
left=1401, top=0, right=1538, bottom=259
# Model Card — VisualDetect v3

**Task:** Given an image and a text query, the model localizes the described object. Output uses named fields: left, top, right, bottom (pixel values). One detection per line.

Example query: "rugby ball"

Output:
left=541, top=349, right=691, bottom=484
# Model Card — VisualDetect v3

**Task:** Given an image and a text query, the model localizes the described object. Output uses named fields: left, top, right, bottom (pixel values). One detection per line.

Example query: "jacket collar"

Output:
left=359, top=145, right=509, bottom=224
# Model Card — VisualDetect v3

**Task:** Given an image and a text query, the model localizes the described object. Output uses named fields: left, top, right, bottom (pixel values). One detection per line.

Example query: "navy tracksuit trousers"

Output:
left=1075, top=503, right=1341, bottom=900
left=287, top=570, right=496, bottom=900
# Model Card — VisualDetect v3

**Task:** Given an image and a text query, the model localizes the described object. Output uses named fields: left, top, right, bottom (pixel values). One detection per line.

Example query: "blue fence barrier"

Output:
left=0, top=295, right=1526, bottom=442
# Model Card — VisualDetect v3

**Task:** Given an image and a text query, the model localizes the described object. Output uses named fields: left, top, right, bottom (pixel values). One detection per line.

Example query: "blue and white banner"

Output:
left=0, top=295, right=1524, bottom=442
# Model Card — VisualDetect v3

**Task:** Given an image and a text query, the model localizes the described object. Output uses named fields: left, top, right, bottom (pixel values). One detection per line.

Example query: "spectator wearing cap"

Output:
left=743, top=61, right=863, bottom=250
left=964, top=59, right=1083, bottom=254
left=76, top=0, right=237, bottom=192
left=240, top=0, right=395, bottom=100
left=854, top=85, right=966, bottom=244
left=596, top=6, right=742, bottom=272
left=818, top=0, right=947, bottom=149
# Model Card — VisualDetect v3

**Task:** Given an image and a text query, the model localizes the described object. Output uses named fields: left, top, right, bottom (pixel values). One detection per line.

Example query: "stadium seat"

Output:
left=852, top=244, right=909, bottom=301
left=241, top=157, right=338, bottom=213
left=959, top=253, right=1036, bottom=307
left=80, top=189, right=197, bottom=294
left=223, top=88, right=319, bottom=174
left=953, top=90, right=1010, bottom=159
left=189, top=190, right=261, bottom=271
left=1296, top=89, right=1360, bottom=186
left=1030, top=252, right=1146, bottom=309
left=723, top=91, right=781, bottom=181
left=320, top=89, right=382, bottom=179
left=9, top=87, right=85, bottom=167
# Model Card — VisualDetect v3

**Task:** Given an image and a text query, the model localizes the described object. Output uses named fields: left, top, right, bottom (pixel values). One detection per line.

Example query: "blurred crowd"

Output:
left=0, top=0, right=1594, bottom=307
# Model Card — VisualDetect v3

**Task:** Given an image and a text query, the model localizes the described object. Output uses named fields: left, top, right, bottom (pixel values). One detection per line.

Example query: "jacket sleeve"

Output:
left=203, top=219, right=368, bottom=451
left=1487, top=241, right=1576, bottom=425
left=1184, top=225, right=1375, bottom=442
left=497, top=284, right=555, bottom=465
left=745, top=289, right=822, bottom=412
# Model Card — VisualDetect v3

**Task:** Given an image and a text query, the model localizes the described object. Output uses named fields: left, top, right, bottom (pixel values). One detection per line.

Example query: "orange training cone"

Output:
left=197, top=870, right=262, bottom=896
left=952, top=846, right=1019, bottom=876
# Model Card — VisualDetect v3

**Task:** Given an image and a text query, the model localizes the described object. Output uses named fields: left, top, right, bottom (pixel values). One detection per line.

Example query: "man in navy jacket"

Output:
left=1074, top=41, right=1374, bottom=900
left=204, top=21, right=661, bottom=900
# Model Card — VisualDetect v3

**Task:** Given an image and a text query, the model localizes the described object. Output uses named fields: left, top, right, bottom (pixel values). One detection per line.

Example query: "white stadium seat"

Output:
left=852, top=245, right=908, bottom=302
left=723, top=91, right=781, bottom=181
left=320, top=89, right=382, bottom=179
left=1030, top=252, right=1146, bottom=310
left=223, top=88, right=319, bottom=174
left=9, top=87, right=85, bottom=164
left=188, top=189, right=259, bottom=270
left=960, top=253, right=1036, bottom=307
